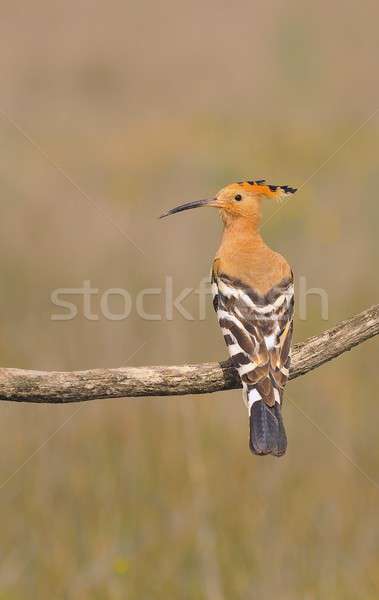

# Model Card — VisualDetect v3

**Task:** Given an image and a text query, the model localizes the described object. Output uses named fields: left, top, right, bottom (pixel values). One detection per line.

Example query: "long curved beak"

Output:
left=159, top=198, right=217, bottom=219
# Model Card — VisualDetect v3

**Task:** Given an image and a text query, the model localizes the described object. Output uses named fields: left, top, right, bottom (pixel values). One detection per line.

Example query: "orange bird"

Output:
left=160, top=180, right=297, bottom=456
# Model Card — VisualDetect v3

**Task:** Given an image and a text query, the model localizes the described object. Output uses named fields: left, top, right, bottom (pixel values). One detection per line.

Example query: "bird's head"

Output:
left=160, top=180, right=297, bottom=227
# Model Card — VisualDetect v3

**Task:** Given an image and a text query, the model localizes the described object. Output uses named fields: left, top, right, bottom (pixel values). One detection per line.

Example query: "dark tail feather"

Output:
left=249, top=400, right=287, bottom=457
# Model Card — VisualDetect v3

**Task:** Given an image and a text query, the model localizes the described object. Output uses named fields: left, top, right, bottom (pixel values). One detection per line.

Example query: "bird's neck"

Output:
left=216, top=217, right=287, bottom=294
left=215, top=216, right=290, bottom=294
left=220, top=217, right=266, bottom=252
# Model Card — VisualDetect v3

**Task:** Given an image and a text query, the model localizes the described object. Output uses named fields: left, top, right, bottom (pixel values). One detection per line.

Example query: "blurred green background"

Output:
left=0, top=1, right=378, bottom=598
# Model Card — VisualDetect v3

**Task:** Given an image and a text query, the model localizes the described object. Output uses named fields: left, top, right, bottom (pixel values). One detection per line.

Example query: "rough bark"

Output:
left=0, top=304, right=378, bottom=404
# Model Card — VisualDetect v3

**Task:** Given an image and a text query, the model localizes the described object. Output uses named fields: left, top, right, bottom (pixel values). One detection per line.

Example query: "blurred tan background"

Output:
left=0, top=1, right=378, bottom=598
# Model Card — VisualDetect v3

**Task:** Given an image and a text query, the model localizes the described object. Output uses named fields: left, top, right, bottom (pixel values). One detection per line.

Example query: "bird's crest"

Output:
left=237, top=180, right=297, bottom=201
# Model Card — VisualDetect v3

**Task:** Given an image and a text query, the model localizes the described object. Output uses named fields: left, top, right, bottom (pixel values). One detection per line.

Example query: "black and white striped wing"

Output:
left=211, top=270, right=294, bottom=410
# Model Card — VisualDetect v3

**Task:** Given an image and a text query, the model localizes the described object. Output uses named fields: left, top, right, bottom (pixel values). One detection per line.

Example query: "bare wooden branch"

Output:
left=0, top=304, right=378, bottom=404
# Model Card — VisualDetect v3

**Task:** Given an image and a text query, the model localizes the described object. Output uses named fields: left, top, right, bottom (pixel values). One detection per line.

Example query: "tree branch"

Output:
left=0, top=304, right=378, bottom=404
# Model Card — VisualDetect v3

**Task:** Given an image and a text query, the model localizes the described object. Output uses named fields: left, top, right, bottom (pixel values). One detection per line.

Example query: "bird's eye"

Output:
left=234, top=194, right=242, bottom=201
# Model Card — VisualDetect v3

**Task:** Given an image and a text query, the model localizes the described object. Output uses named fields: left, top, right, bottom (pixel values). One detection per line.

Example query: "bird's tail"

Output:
left=245, top=386, right=287, bottom=457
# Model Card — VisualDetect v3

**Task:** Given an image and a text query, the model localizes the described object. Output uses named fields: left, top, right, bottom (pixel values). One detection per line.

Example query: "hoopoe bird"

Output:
left=160, top=180, right=296, bottom=456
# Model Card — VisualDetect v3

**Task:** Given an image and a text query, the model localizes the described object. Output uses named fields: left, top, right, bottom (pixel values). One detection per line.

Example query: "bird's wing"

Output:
left=211, top=264, right=294, bottom=408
